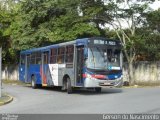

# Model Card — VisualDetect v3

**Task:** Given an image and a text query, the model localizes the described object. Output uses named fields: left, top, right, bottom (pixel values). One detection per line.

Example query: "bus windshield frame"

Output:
left=85, top=39, right=122, bottom=71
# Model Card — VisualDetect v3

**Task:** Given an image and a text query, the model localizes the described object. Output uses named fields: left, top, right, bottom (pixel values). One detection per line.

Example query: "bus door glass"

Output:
left=76, top=46, right=84, bottom=86
left=25, top=54, right=30, bottom=83
left=19, top=54, right=25, bottom=82
left=41, top=51, right=49, bottom=86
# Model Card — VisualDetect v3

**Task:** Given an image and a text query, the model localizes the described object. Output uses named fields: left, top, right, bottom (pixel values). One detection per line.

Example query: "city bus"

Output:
left=19, top=37, right=123, bottom=93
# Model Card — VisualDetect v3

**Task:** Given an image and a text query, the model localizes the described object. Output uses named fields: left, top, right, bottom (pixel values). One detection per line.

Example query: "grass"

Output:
left=135, top=81, right=160, bottom=86
left=123, top=81, right=160, bottom=88
left=2, top=79, right=30, bottom=86
left=0, top=93, right=9, bottom=102
left=0, top=93, right=13, bottom=105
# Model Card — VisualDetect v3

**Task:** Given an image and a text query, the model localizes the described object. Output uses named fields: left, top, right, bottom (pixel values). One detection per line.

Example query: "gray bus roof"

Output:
left=20, top=38, right=88, bottom=54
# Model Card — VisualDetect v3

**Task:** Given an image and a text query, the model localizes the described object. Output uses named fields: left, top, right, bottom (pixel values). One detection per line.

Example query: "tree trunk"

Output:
left=128, top=61, right=135, bottom=85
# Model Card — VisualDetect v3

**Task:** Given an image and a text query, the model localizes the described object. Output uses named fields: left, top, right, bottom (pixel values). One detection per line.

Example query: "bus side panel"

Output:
left=48, top=64, right=75, bottom=87
left=41, top=64, right=54, bottom=86
left=34, top=73, right=42, bottom=84
left=48, top=64, right=63, bottom=86
left=29, top=64, right=42, bottom=84
left=65, top=67, right=75, bottom=87
left=19, top=65, right=25, bottom=82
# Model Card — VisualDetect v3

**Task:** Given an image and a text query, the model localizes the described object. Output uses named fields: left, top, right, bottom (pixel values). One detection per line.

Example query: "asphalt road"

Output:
left=0, top=84, right=160, bottom=114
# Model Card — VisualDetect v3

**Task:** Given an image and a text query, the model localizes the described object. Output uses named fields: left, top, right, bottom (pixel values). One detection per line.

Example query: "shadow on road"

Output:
left=24, top=85, right=123, bottom=95
left=73, top=88, right=123, bottom=95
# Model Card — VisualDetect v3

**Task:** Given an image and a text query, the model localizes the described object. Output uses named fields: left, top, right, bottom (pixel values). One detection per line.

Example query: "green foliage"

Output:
left=0, top=0, right=19, bottom=64
left=143, top=33, right=160, bottom=60
left=0, top=0, right=160, bottom=65
left=11, top=0, right=101, bottom=51
left=137, top=8, right=160, bottom=61
left=146, top=8, right=160, bottom=32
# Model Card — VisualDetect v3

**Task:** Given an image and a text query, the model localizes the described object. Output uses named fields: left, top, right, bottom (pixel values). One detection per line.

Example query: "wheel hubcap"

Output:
left=32, top=80, right=34, bottom=87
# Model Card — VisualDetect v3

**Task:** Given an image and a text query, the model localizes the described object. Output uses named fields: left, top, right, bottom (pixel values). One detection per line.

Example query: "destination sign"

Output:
left=92, top=39, right=117, bottom=46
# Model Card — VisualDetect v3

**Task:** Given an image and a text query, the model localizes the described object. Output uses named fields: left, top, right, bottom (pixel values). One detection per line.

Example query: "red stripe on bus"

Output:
left=83, top=74, right=106, bottom=79
left=40, top=66, right=47, bottom=84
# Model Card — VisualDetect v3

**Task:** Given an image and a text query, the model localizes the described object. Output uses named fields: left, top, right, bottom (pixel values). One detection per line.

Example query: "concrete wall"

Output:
left=2, top=62, right=160, bottom=85
left=2, top=65, right=19, bottom=80
left=123, top=61, right=160, bottom=85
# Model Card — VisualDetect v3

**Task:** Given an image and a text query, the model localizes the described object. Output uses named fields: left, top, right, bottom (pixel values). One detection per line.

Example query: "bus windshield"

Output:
left=86, top=47, right=121, bottom=70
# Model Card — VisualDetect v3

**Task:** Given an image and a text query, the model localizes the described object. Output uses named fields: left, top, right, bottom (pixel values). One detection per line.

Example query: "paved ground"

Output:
left=0, top=93, right=13, bottom=106
left=0, top=84, right=160, bottom=114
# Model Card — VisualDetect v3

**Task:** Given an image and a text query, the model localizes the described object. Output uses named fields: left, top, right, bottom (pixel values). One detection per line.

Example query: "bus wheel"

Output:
left=31, top=76, right=37, bottom=89
left=66, top=78, right=72, bottom=94
left=95, top=87, right=101, bottom=93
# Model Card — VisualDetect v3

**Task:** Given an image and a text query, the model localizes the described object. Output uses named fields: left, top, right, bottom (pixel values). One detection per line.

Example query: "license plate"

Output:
left=103, top=82, right=111, bottom=85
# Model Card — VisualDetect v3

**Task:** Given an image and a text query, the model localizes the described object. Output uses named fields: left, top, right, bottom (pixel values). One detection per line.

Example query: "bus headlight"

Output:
left=86, top=74, right=96, bottom=80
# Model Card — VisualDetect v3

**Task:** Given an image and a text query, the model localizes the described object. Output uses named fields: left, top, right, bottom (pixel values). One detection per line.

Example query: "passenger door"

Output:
left=76, top=46, right=84, bottom=86
left=25, top=54, right=30, bottom=83
left=41, top=51, right=49, bottom=86
left=19, top=54, right=25, bottom=82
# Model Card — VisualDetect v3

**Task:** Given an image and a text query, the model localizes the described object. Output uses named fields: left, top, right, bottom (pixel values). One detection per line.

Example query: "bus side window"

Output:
left=31, top=53, right=36, bottom=64
left=66, top=45, right=74, bottom=63
left=44, top=52, right=49, bottom=64
left=35, top=52, right=41, bottom=64
left=20, top=55, right=25, bottom=65
left=57, top=47, right=65, bottom=64
left=50, top=48, right=57, bottom=64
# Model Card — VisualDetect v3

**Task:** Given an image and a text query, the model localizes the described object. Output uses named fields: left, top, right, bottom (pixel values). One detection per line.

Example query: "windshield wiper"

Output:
left=90, top=47, right=95, bottom=68
left=95, top=47, right=103, bottom=57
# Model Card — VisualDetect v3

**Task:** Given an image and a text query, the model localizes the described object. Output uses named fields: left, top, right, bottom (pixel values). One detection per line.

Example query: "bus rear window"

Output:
left=31, top=52, right=41, bottom=64
left=20, top=55, right=25, bottom=65
left=57, top=47, right=65, bottom=63
left=66, top=45, right=74, bottom=63
left=50, top=48, right=57, bottom=64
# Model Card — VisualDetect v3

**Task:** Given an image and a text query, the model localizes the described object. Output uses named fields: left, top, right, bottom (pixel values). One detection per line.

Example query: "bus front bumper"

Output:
left=84, top=76, right=123, bottom=88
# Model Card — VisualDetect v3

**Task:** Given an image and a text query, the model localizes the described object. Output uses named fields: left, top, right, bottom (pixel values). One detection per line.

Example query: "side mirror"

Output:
left=84, top=48, right=88, bottom=59
left=84, top=57, right=88, bottom=61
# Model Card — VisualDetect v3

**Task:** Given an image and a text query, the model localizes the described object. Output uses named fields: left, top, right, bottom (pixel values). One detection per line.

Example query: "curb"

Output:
left=0, top=94, right=13, bottom=106
left=123, top=85, right=160, bottom=88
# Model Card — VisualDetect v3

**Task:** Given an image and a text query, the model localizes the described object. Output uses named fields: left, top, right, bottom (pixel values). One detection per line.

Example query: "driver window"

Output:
left=107, top=49, right=112, bottom=62
left=20, top=55, right=25, bottom=65
left=114, top=50, right=120, bottom=63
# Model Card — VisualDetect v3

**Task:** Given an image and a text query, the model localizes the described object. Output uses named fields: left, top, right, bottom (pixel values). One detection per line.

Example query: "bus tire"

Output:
left=66, top=78, right=72, bottom=94
left=31, top=76, right=37, bottom=89
left=95, top=87, right=101, bottom=93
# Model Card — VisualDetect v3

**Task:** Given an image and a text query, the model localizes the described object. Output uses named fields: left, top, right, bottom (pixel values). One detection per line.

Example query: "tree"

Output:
left=11, top=0, right=101, bottom=51
left=109, top=0, right=156, bottom=85
left=0, top=0, right=18, bottom=64
left=78, top=0, right=155, bottom=84
left=1, top=0, right=159, bottom=82
left=146, top=8, right=160, bottom=33
left=136, top=8, right=160, bottom=61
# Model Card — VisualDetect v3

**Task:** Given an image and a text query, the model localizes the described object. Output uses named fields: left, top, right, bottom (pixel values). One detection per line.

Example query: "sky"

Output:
left=150, top=0, right=160, bottom=10
left=104, top=0, right=160, bottom=29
